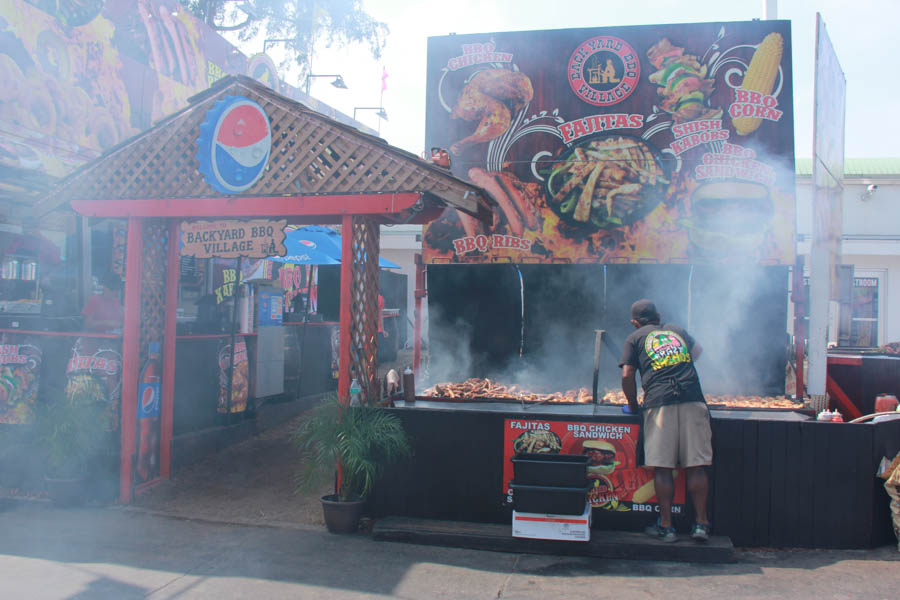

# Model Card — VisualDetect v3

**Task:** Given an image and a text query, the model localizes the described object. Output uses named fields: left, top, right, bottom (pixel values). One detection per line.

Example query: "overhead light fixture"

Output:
left=263, top=38, right=293, bottom=53
left=305, top=73, right=348, bottom=95
left=353, top=106, right=388, bottom=121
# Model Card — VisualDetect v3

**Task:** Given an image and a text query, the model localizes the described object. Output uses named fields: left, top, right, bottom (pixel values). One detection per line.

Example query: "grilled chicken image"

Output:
left=450, top=69, right=533, bottom=154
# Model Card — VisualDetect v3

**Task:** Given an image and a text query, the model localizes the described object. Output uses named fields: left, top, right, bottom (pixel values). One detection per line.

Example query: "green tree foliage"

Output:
left=180, top=1, right=388, bottom=75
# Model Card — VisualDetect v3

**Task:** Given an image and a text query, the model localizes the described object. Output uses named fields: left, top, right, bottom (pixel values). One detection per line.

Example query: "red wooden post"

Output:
left=160, top=220, right=180, bottom=479
left=338, top=214, right=353, bottom=406
left=413, top=253, right=425, bottom=374
left=120, top=218, right=144, bottom=503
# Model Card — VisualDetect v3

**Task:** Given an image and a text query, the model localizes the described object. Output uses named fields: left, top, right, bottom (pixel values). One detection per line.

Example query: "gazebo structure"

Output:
left=34, top=75, right=493, bottom=503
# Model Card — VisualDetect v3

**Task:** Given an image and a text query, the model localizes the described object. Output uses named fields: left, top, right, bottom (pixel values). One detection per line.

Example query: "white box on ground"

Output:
left=512, top=501, right=591, bottom=542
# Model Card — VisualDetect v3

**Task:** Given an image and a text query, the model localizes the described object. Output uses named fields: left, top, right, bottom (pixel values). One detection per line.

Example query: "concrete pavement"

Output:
left=1, top=499, right=898, bottom=599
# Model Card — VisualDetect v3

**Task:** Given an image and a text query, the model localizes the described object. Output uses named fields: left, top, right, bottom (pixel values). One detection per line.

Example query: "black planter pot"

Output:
left=321, top=494, right=365, bottom=534
left=44, top=475, right=89, bottom=507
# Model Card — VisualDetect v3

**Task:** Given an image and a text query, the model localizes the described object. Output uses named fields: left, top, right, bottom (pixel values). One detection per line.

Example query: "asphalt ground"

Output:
left=1, top=500, right=898, bottom=599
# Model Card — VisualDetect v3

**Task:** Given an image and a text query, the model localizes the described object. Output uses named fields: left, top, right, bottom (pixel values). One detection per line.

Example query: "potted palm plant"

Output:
left=293, top=393, right=412, bottom=533
left=35, top=376, right=110, bottom=506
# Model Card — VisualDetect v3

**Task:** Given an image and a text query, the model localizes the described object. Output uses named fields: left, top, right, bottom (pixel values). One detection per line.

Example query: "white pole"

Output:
left=763, top=0, right=778, bottom=20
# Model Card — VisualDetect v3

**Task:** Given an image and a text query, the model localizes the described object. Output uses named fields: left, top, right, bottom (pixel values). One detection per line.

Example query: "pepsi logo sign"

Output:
left=299, top=240, right=316, bottom=249
left=196, top=96, right=272, bottom=194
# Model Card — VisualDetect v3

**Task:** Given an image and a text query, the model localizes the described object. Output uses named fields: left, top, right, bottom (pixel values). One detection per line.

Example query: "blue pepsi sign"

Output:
left=196, top=96, right=272, bottom=194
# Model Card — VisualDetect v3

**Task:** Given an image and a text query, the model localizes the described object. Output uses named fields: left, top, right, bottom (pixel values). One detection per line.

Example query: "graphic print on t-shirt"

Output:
left=644, top=330, right=691, bottom=370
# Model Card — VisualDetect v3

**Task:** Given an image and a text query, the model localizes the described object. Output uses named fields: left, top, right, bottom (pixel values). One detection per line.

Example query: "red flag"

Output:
left=381, top=67, right=388, bottom=92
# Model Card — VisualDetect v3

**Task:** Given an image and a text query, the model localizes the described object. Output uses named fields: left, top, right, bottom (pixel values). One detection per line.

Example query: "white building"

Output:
left=796, top=158, right=900, bottom=346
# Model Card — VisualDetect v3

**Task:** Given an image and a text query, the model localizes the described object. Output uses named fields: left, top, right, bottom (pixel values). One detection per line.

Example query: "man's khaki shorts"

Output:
left=642, top=402, right=713, bottom=469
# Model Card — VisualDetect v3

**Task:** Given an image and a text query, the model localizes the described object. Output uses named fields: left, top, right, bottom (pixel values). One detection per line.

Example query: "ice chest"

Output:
left=512, top=501, right=591, bottom=542
left=511, top=453, right=588, bottom=487
left=509, top=482, right=591, bottom=515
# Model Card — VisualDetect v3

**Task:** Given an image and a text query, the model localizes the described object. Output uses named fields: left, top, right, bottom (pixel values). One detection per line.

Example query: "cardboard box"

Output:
left=512, top=501, right=591, bottom=542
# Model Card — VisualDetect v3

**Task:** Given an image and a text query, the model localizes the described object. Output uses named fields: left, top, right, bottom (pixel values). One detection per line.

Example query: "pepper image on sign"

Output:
left=196, top=96, right=272, bottom=194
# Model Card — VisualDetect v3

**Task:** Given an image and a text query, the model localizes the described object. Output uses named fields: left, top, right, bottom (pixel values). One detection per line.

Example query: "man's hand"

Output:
left=621, top=365, right=640, bottom=414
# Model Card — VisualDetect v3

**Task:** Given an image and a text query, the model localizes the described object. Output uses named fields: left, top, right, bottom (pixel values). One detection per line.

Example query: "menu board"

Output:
left=424, top=21, right=795, bottom=265
left=502, top=418, right=685, bottom=513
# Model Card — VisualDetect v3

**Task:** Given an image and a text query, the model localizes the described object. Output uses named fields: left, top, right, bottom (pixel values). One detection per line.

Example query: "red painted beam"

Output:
left=120, top=218, right=143, bottom=504
left=160, top=220, right=180, bottom=480
left=825, top=374, right=863, bottom=420
left=70, top=194, right=421, bottom=218
left=826, top=355, right=863, bottom=366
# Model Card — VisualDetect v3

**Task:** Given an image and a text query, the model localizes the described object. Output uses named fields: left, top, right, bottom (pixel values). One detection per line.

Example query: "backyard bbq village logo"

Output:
left=568, top=36, right=640, bottom=106
left=196, top=95, right=272, bottom=194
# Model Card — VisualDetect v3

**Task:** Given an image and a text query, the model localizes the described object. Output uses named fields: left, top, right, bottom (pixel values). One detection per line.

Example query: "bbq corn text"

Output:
left=732, top=33, right=784, bottom=136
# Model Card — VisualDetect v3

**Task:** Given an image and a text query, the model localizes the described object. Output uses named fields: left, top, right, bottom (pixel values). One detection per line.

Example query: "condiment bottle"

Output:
left=349, top=378, right=361, bottom=407
left=817, top=410, right=832, bottom=422
left=402, top=367, right=415, bottom=405
left=831, top=410, right=843, bottom=423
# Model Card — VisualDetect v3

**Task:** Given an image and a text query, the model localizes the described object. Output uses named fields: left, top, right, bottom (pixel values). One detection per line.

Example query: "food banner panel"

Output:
left=0, top=0, right=371, bottom=180
left=65, top=337, right=123, bottom=432
left=502, top=419, right=685, bottom=513
left=216, top=337, right=248, bottom=414
left=424, top=20, right=795, bottom=265
left=0, top=334, right=42, bottom=425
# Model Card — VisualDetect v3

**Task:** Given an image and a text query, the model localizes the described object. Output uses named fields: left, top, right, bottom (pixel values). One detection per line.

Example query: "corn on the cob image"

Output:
left=733, top=32, right=784, bottom=136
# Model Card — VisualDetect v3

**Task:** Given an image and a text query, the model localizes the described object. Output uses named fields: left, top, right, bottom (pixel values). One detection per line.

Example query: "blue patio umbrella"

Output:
left=269, top=226, right=400, bottom=268
left=268, top=226, right=340, bottom=265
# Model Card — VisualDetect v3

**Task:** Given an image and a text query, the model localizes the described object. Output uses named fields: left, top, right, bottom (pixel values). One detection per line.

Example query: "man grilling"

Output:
left=619, top=299, right=712, bottom=543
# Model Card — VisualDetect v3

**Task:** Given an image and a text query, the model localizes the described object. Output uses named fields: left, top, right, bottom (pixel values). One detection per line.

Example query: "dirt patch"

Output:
left=132, top=348, right=421, bottom=528
left=132, top=413, right=330, bottom=528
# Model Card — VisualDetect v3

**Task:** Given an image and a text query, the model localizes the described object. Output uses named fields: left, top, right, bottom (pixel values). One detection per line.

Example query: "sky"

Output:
left=227, top=0, right=898, bottom=159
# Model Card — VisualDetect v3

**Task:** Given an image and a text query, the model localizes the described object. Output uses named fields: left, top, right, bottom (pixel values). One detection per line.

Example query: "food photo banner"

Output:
left=0, top=0, right=372, bottom=180
left=424, top=21, right=795, bottom=265
left=502, top=418, right=686, bottom=513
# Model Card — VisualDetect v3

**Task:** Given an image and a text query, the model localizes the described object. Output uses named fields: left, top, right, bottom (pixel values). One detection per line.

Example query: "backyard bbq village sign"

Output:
left=180, top=219, right=287, bottom=259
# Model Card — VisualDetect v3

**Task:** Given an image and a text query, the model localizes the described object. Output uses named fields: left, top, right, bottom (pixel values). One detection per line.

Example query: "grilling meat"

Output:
left=424, top=379, right=802, bottom=409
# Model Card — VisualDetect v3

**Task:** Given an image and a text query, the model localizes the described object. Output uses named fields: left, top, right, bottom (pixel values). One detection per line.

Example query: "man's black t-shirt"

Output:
left=619, top=323, right=704, bottom=408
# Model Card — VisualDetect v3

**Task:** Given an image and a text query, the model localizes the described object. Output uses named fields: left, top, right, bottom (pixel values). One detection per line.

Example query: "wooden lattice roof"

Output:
left=34, top=76, right=493, bottom=220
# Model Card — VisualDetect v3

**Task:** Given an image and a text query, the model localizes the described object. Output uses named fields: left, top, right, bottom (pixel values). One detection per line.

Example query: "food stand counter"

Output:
left=373, top=399, right=900, bottom=549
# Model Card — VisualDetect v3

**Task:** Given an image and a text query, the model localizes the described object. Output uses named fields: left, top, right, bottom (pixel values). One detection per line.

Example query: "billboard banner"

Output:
left=502, top=418, right=686, bottom=514
left=0, top=0, right=371, bottom=181
left=812, top=13, right=846, bottom=299
left=424, top=21, right=795, bottom=265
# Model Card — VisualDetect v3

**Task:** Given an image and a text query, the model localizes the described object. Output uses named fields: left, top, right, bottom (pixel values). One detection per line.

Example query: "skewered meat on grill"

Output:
left=423, top=379, right=802, bottom=409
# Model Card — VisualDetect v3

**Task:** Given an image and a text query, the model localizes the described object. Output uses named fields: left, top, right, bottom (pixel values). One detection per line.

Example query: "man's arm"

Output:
left=621, top=365, right=640, bottom=413
left=691, top=341, right=703, bottom=361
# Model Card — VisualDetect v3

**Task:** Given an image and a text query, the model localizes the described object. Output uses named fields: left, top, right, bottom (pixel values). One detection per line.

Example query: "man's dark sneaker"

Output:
left=690, top=522, right=711, bottom=542
left=644, top=519, right=677, bottom=543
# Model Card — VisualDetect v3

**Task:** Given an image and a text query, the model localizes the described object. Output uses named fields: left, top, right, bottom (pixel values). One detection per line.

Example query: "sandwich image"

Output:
left=684, top=180, right=773, bottom=256
left=583, top=439, right=621, bottom=476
